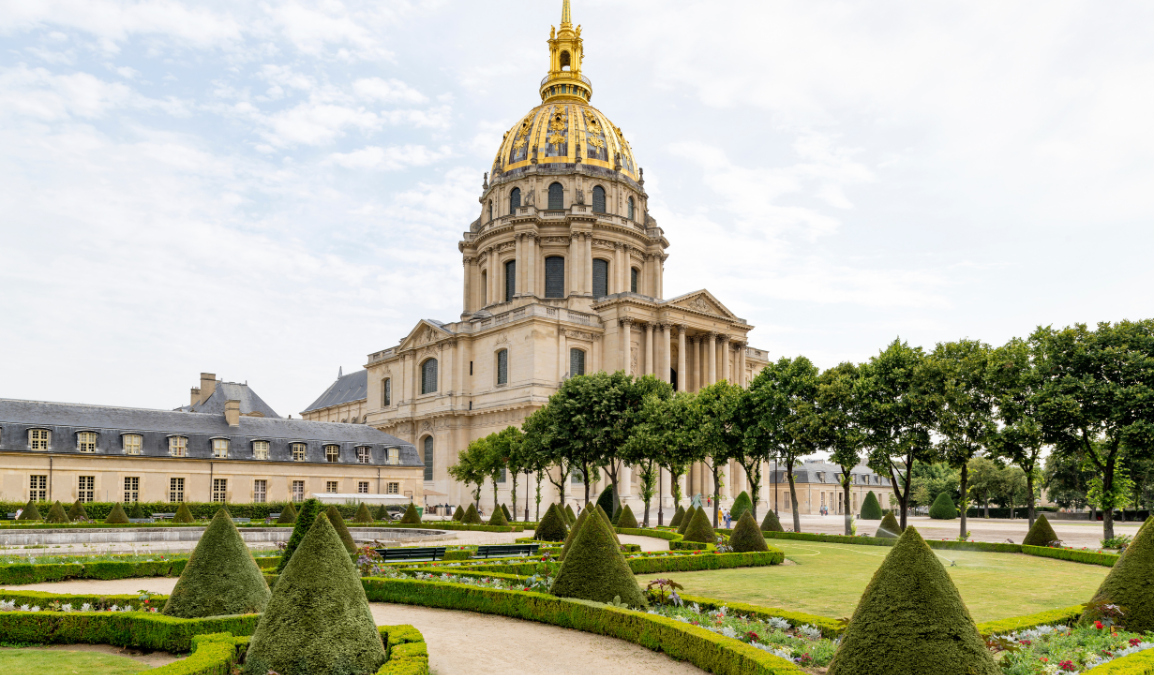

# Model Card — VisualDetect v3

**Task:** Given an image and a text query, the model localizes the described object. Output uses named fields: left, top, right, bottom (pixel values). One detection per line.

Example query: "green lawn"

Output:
left=636, top=541, right=1110, bottom=622
left=0, top=648, right=149, bottom=674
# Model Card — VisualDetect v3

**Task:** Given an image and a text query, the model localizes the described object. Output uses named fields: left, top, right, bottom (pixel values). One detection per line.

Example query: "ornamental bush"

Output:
left=682, top=505, right=716, bottom=544
left=616, top=504, right=639, bottom=529
left=860, top=491, right=883, bottom=520
left=595, top=504, right=621, bottom=544
left=399, top=503, right=422, bottom=524
left=461, top=503, right=483, bottom=525
left=326, top=505, right=359, bottom=555
left=18, top=500, right=41, bottom=521
left=374, top=504, right=389, bottom=521
left=276, top=498, right=322, bottom=573
left=929, top=492, right=957, bottom=520
left=564, top=504, right=577, bottom=525
left=488, top=504, right=509, bottom=526
left=559, top=506, right=589, bottom=561
left=243, top=513, right=387, bottom=675
left=729, top=510, right=768, bottom=553
left=876, top=512, right=902, bottom=538
left=1082, top=516, right=1154, bottom=633
left=276, top=502, right=297, bottom=525
left=104, top=502, right=129, bottom=524
left=501, top=503, right=513, bottom=522
left=45, top=501, right=70, bottom=524
left=451, top=505, right=464, bottom=522
left=128, top=501, right=146, bottom=519
left=550, top=502, right=648, bottom=607
left=677, top=506, right=697, bottom=535
left=669, top=505, right=686, bottom=529
left=353, top=503, right=373, bottom=524
left=730, top=491, right=753, bottom=523
left=761, top=509, right=784, bottom=532
left=174, top=502, right=196, bottom=524
left=533, top=504, right=568, bottom=542
left=596, top=485, right=619, bottom=522
left=67, top=499, right=88, bottom=521
left=162, top=509, right=271, bottom=618
left=827, top=526, right=999, bottom=675
left=1021, top=514, right=1060, bottom=547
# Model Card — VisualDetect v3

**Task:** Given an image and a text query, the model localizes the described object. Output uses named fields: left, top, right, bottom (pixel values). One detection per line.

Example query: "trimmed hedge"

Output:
left=0, top=501, right=348, bottom=522
left=0, top=610, right=259, bottom=652
left=615, top=527, right=681, bottom=541
left=1084, top=649, right=1154, bottom=674
left=105, top=502, right=129, bottom=524
left=1021, top=513, right=1060, bottom=547
left=382, top=521, right=519, bottom=532
left=860, top=491, right=882, bottom=520
left=1021, top=545, right=1118, bottom=567
left=444, top=550, right=782, bottom=576
left=974, top=605, right=1084, bottom=637
left=928, top=492, right=957, bottom=520
left=763, top=530, right=1023, bottom=554
left=380, top=624, right=430, bottom=675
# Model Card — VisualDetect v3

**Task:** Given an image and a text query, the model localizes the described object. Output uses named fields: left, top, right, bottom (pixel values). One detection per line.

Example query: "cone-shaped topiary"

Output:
left=325, top=505, right=358, bottom=555
left=451, top=505, right=464, bottom=521
left=488, top=503, right=509, bottom=526
left=399, top=503, right=422, bottom=524
left=172, top=502, right=195, bottom=523
left=353, top=502, right=373, bottom=524
left=929, top=492, right=957, bottom=520
left=549, top=503, right=648, bottom=607
left=45, top=501, right=70, bottom=523
left=560, top=507, right=590, bottom=560
left=860, top=491, right=883, bottom=520
left=677, top=505, right=698, bottom=535
left=243, top=513, right=386, bottom=675
left=729, top=510, right=769, bottom=552
left=501, top=503, right=513, bottom=522
left=669, top=505, right=686, bottom=528
left=276, top=502, right=297, bottom=525
left=373, top=504, right=389, bottom=521
left=276, top=498, right=322, bottom=573
left=104, top=502, right=129, bottom=524
left=876, top=511, right=902, bottom=538
left=1081, top=516, right=1154, bottom=633
left=761, top=509, right=784, bottom=533
left=595, top=504, right=622, bottom=544
left=827, top=527, right=998, bottom=675
left=127, top=501, right=146, bottom=519
left=596, top=484, right=619, bottom=522
left=616, top=504, right=639, bottom=529
left=682, top=504, right=717, bottom=544
left=461, top=503, right=483, bottom=524
left=564, top=504, right=577, bottom=524
left=163, top=509, right=272, bottom=618
left=67, top=499, right=88, bottom=521
left=1021, top=514, right=1060, bottom=547
left=534, top=503, right=568, bottom=542
left=730, top=491, right=753, bottom=523
left=18, top=500, right=42, bottom=521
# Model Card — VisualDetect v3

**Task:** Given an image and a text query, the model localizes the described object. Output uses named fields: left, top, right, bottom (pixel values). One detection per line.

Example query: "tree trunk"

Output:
left=843, top=480, right=853, bottom=536
left=712, top=465, right=722, bottom=529
left=493, top=481, right=499, bottom=514
left=984, top=497, right=989, bottom=519
left=743, top=461, right=761, bottom=521
left=511, top=474, right=519, bottom=521
left=582, top=461, right=591, bottom=506
left=900, top=455, right=914, bottom=529
left=787, top=468, right=801, bottom=533
left=535, top=472, right=543, bottom=521
left=1026, top=470, right=1036, bottom=529
left=644, top=497, right=651, bottom=528
left=1103, top=453, right=1116, bottom=541
left=959, top=461, right=968, bottom=540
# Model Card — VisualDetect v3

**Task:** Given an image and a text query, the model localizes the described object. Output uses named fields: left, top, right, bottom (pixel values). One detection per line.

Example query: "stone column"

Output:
left=488, top=249, right=498, bottom=306
left=737, top=342, right=747, bottom=386
left=720, top=335, right=731, bottom=382
left=676, top=325, right=687, bottom=391
left=698, top=337, right=707, bottom=388
left=514, top=234, right=524, bottom=296
left=557, top=328, right=567, bottom=382
left=707, top=333, right=717, bottom=385
left=620, top=319, right=633, bottom=374
left=584, top=235, right=593, bottom=296
left=525, top=234, right=536, bottom=296
left=462, top=256, right=473, bottom=313
left=569, top=233, right=581, bottom=297
left=643, top=323, right=653, bottom=375
left=620, top=464, right=632, bottom=498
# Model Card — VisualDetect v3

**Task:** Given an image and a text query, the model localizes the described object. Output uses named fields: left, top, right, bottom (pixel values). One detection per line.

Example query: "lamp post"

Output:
left=657, top=468, right=664, bottom=527
left=524, top=468, right=532, bottom=522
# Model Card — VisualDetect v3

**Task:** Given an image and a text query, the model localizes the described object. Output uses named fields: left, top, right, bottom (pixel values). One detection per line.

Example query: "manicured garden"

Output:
left=0, top=648, right=152, bottom=674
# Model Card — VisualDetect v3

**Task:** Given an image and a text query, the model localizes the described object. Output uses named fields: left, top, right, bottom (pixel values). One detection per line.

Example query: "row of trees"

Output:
left=447, top=320, right=1154, bottom=540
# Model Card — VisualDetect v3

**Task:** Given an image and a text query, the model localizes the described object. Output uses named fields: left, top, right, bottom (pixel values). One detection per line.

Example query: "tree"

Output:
left=521, top=404, right=574, bottom=508
left=967, top=456, right=1002, bottom=518
left=447, top=437, right=488, bottom=508
left=994, top=465, right=1030, bottom=519
left=987, top=336, right=1048, bottom=528
left=1044, top=449, right=1094, bottom=512
left=692, top=380, right=745, bottom=528
left=622, top=392, right=697, bottom=526
left=816, top=361, right=866, bottom=535
left=858, top=339, right=942, bottom=530
left=1031, top=320, right=1154, bottom=540
left=489, top=426, right=526, bottom=519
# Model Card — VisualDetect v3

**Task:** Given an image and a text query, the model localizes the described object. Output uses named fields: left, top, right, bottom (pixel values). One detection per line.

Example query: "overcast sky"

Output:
left=2, top=0, right=1153, bottom=418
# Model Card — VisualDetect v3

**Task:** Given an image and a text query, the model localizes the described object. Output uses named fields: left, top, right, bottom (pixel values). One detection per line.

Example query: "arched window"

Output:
left=560, top=51, right=571, bottom=70
left=545, top=256, right=565, bottom=298
left=592, top=259, right=609, bottom=298
left=421, top=358, right=438, bottom=394
left=481, top=270, right=488, bottom=304
left=423, top=436, right=434, bottom=481
left=570, top=348, right=586, bottom=377
left=631, top=268, right=639, bottom=293
left=510, top=188, right=521, bottom=212
left=381, top=378, right=391, bottom=406
left=628, top=196, right=635, bottom=220
left=548, top=182, right=564, bottom=210
left=592, top=185, right=606, bottom=213
left=504, top=260, right=516, bottom=302
left=496, top=349, right=508, bottom=385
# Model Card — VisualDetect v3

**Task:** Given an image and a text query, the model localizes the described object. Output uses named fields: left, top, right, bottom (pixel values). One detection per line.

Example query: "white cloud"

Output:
left=353, top=77, right=427, bottom=104
left=324, top=144, right=452, bottom=170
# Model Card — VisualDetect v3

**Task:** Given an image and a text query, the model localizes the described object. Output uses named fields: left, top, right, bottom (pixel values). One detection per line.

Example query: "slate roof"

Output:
left=174, top=382, right=280, bottom=418
left=768, top=461, right=891, bottom=487
left=302, top=369, right=368, bottom=413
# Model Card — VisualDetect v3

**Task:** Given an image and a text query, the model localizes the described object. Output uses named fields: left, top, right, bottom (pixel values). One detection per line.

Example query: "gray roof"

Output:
left=768, top=461, right=890, bottom=486
left=174, top=382, right=280, bottom=418
left=303, top=369, right=368, bottom=413
left=0, top=398, right=418, bottom=467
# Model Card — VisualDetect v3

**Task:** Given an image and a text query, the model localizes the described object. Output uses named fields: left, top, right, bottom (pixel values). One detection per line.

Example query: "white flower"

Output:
left=768, top=617, right=791, bottom=631
left=799, top=625, right=823, bottom=640
left=121, top=605, right=133, bottom=612
left=61, top=604, right=73, bottom=612
left=109, top=605, right=119, bottom=612
left=0, top=601, right=14, bottom=611
left=29, top=606, right=40, bottom=612
left=19, top=605, right=29, bottom=612
left=81, top=603, right=92, bottom=612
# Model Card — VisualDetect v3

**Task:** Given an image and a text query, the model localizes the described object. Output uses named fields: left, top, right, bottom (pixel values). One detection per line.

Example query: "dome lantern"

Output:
left=541, top=0, right=592, bottom=103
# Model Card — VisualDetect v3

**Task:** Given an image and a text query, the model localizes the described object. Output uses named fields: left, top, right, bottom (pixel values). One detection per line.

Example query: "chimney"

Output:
left=199, top=373, right=217, bottom=404
left=190, top=387, right=201, bottom=406
left=224, top=400, right=241, bottom=427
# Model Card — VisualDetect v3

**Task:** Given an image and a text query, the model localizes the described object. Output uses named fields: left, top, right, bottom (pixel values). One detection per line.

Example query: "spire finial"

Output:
left=338, top=366, right=343, bottom=378
left=562, top=0, right=571, bottom=26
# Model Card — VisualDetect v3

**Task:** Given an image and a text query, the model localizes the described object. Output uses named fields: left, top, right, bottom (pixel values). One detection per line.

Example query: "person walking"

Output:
left=723, top=509, right=732, bottom=529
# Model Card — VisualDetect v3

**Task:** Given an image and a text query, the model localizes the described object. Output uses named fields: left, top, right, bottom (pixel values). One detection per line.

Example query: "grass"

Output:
left=0, top=648, right=149, bottom=674
left=636, top=540, right=1110, bottom=622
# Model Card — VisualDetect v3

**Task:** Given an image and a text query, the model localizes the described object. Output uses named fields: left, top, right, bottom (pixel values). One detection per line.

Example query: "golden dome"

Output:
left=492, top=102, right=639, bottom=182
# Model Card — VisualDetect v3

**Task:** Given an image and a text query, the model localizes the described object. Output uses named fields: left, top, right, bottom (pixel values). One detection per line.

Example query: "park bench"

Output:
left=4, top=513, right=16, bottom=520
left=374, top=546, right=447, bottom=563
left=231, top=518, right=251, bottom=524
left=128, top=518, right=154, bottom=524
left=473, top=544, right=539, bottom=559
left=151, top=512, right=175, bottom=520
left=269, top=512, right=281, bottom=520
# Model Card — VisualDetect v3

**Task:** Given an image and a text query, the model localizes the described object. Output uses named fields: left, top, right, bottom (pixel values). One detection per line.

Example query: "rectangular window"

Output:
left=124, top=477, right=139, bottom=503
left=212, top=478, right=227, bottom=503
left=423, top=438, right=434, bottom=481
left=388, top=448, right=400, bottom=465
left=253, top=441, right=269, bottom=460
left=30, top=475, right=47, bottom=501
left=421, top=358, right=438, bottom=394
left=497, top=349, right=508, bottom=385
left=570, top=348, right=585, bottom=377
left=592, top=259, right=609, bottom=298
left=325, top=445, right=339, bottom=463
left=386, top=482, right=400, bottom=495
left=630, top=267, right=638, bottom=293
left=169, top=437, right=187, bottom=457
left=326, top=480, right=338, bottom=493
left=254, top=479, right=267, bottom=503
left=292, top=443, right=306, bottom=462
left=357, top=481, right=369, bottom=494
left=29, top=429, right=49, bottom=450
left=78, top=476, right=94, bottom=503
left=291, top=480, right=305, bottom=502
left=382, top=378, right=391, bottom=406
left=497, top=467, right=507, bottom=483
left=212, top=439, right=229, bottom=459
left=544, top=256, right=565, bottom=298
left=77, top=431, right=97, bottom=453
left=170, top=477, right=185, bottom=503
left=123, top=434, right=142, bottom=455
left=504, top=260, right=516, bottom=302
left=357, top=447, right=371, bottom=464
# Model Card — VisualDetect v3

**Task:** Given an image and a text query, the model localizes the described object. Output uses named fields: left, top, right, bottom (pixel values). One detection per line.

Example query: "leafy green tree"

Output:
left=987, top=337, right=1047, bottom=528
left=994, top=465, right=1030, bottom=519
left=622, top=392, right=697, bottom=526
left=1030, top=320, right=1154, bottom=540
left=692, top=380, right=745, bottom=528
left=966, top=456, right=1002, bottom=518
left=488, top=426, right=526, bottom=519
left=909, top=461, right=959, bottom=509
left=1044, top=449, right=1094, bottom=512
left=521, top=403, right=575, bottom=508
left=816, top=361, right=867, bottom=535
left=447, top=437, right=488, bottom=507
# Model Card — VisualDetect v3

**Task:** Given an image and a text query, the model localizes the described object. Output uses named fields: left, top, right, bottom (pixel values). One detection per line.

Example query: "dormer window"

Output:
left=77, top=431, right=97, bottom=453
left=325, top=444, right=340, bottom=463
left=357, top=447, right=371, bottom=464
left=253, top=440, right=269, bottom=460
left=212, top=439, right=229, bottom=458
left=29, top=429, right=50, bottom=450
left=387, top=448, right=400, bottom=465
left=292, top=443, right=307, bottom=461
left=123, top=434, right=142, bottom=455
left=169, top=436, right=187, bottom=457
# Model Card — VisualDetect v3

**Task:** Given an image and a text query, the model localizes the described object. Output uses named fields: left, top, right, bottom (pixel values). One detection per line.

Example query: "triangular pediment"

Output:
left=663, top=290, right=737, bottom=319
left=398, top=320, right=453, bottom=352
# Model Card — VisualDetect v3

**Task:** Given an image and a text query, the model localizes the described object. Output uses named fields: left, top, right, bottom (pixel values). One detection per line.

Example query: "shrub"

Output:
left=550, top=500, right=647, bottom=607
left=275, top=498, right=322, bottom=573
left=162, top=509, right=272, bottom=618
left=105, top=502, right=129, bottom=524
left=1022, top=545, right=1117, bottom=567
left=1081, top=516, right=1154, bottom=632
left=451, top=505, right=464, bottom=522
left=67, top=499, right=88, bottom=521
left=1021, top=513, right=1060, bottom=547
left=728, top=510, right=768, bottom=553
left=876, top=512, right=902, bottom=538
left=596, top=485, right=619, bottom=522
left=730, top=491, right=753, bottom=522
left=17, top=500, right=41, bottom=521
left=501, top=503, right=512, bottom=522
left=595, top=505, right=621, bottom=544
left=45, top=501, right=70, bottom=524
left=399, top=503, right=422, bottom=524
left=127, top=501, right=146, bottom=519
left=669, top=505, right=686, bottom=529
left=488, top=504, right=509, bottom=526
left=616, top=504, right=638, bottom=529
left=559, top=507, right=589, bottom=561
left=533, top=504, right=568, bottom=542
left=860, top=491, right=882, bottom=520
left=461, top=503, right=483, bottom=525
left=243, top=513, right=387, bottom=675
left=374, top=504, right=390, bottom=521
left=677, top=506, right=697, bottom=535
left=564, top=504, right=577, bottom=525
left=276, top=502, right=297, bottom=525
left=174, top=503, right=196, bottom=524
left=761, top=509, right=784, bottom=533
left=353, top=503, right=373, bottom=524
left=682, top=505, right=716, bottom=544
left=827, top=527, right=999, bottom=675
left=929, top=492, right=957, bottom=520
left=326, top=505, right=359, bottom=556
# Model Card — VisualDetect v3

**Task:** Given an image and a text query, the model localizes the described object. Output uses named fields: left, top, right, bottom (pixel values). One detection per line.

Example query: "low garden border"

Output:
left=0, top=554, right=279, bottom=585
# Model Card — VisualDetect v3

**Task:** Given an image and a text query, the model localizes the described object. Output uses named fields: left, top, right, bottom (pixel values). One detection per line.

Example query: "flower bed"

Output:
left=994, top=623, right=1154, bottom=674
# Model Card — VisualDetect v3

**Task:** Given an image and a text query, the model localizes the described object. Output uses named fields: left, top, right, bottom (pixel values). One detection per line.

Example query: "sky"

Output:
left=2, top=0, right=1153, bottom=419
